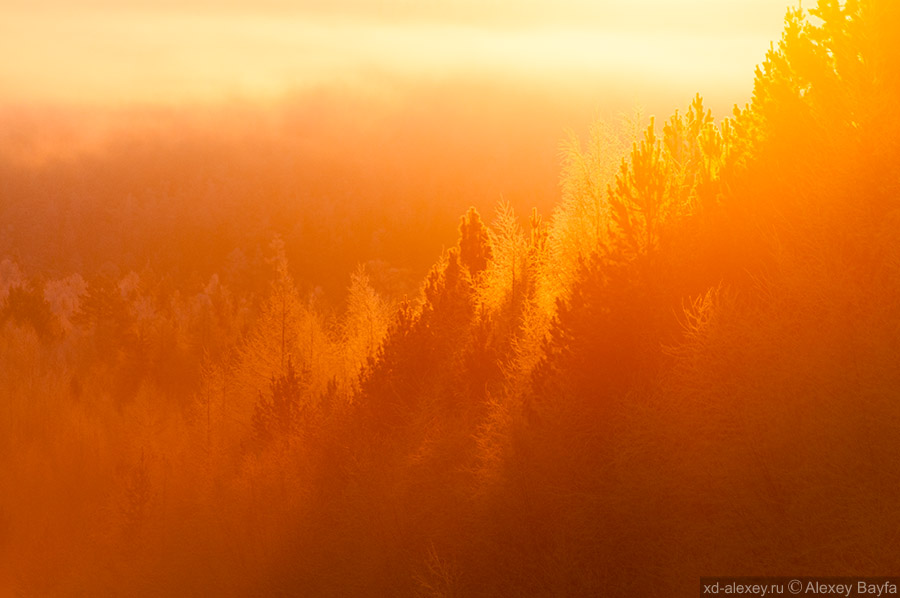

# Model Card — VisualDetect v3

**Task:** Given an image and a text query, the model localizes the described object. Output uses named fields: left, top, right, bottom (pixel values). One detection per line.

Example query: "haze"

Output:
left=5, top=2, right=899, bottom=595
left=0, top=0, right=797, bottom=298
left=2, top=0, right=791, bottom=106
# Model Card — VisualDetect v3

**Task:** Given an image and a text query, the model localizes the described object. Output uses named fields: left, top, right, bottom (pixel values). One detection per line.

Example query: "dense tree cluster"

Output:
left=1, top=2, right=899, bottom=595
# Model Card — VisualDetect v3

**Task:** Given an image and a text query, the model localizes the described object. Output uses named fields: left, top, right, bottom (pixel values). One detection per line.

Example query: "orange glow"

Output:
left=1, top=2, right=789, bottom=105
left=4, top=0, right=899, bottom=596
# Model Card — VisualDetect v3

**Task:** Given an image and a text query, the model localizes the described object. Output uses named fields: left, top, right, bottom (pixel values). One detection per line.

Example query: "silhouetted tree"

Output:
left=253, top=357, right=306, bottom=445
left=1, top=283, right=55, bottom=339
left=458, top=207, right=493, bottom=279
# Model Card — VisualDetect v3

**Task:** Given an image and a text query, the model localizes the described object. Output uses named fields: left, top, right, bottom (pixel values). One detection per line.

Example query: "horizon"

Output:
left=2, top=0, right=792, bottom=108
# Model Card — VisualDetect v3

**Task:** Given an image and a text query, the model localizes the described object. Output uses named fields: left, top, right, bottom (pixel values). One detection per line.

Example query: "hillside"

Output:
left=1, top=1, right=899, bottom=595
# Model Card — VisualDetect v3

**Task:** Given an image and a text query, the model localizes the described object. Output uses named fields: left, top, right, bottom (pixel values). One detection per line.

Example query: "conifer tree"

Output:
left=357, top=298, right=422, bottom=435
left=252, top=357, right=305, bottom=445
left=457, top=207, right=493, bottom=279
left=342, top=264, right=391, bottom=385
left=233, top=237, right=316, bottom=425
left=420, top=248, right=474, bottom=335
left=608, top=118, right=670, bottom=256
left=1, top=283, right=55, bottom=339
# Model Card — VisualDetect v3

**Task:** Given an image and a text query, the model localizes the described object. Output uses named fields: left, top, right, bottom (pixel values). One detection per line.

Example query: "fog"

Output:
left=1, top=1, right=790, bottom=105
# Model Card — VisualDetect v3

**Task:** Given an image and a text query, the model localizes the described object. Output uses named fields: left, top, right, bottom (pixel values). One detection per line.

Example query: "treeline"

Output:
left=0, top=80, right=581, bottom=301
left=2, top=1, right=900, bottom=595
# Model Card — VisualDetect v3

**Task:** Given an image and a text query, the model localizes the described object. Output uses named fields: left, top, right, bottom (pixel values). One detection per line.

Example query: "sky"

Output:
left=0, top=0, right=796, bottom=107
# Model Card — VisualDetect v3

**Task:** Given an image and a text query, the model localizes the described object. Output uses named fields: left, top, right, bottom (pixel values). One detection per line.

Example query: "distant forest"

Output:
left=1, top=1, right=899, bottom=596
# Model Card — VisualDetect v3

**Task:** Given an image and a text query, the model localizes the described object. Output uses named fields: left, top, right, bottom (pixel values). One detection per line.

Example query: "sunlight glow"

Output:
left=0, top=3, right=789, bottom=105
left=4, top=2, right=897, bottom=595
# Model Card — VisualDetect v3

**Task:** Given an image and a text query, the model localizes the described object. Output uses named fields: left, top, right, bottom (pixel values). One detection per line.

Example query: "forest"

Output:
left=1, top=1, right=899, bottom=595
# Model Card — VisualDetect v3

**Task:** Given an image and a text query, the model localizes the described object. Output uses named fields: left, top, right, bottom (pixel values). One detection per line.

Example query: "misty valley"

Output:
left=1, top=1, right=900, bottom=596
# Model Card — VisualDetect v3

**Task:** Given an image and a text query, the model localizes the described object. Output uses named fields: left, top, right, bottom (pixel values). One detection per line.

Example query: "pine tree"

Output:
left=608, top=118, right=670, bottom=256
left=457, top=207, right=493, bottom=279
left=357, top=298, right=422, bottom=436
left=1, top=283, right=55, bottom=339
left=252, top=356, right=306, bottom=445
left=233, top=237, right=318, bottom=425
left=342, top=264, right=391, bottom=385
